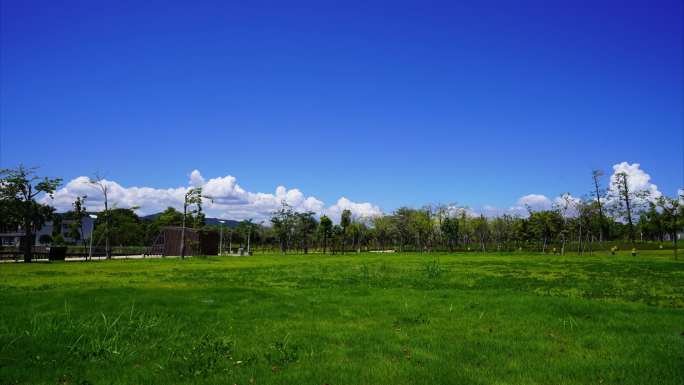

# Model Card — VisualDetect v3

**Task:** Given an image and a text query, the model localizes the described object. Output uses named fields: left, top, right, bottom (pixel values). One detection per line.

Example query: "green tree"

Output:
left=66, top=195, right=87, bottom=245
left=592, top=170, right=607, bottom=242
left=0, top=166, right=61, bottom=262
left=90, top=174, right=113, bottom=258
left=394, top=207, right=413, bottom=251
left=38, top=234, right=53, bottom=245
left=372, top=215, right=395, bottom=251
left=236, top=219, right=260, bottom=253
left=92, top=208, right=144, bottom=247
left=271, top=202, right=296, bottom=253
left=294, top=212, right=317, bottom=253
left=528, top=210, right=561, bottom=253
left=181, top=187, right=204, bottom=258
left=340, top=209, right=352, bottom=253
left=655, top=194, right=683, bottom=260
left=319, top=215, right=333, bottom=253
left=348, top=221, right=368, bottom=253
left=331, top=224, right=344, bottom=254
left=157, top=207, right=184, bottom=226
left=471, top=215, right=490, bottom=252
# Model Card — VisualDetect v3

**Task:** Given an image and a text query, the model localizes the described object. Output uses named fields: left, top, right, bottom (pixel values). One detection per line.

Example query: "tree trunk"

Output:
left=593, top=174, right=605, bottom=243
left=23, top=219, right=33, bottom=263
left=104, top=197, right=111, bottom=259
left=619, top=173, right=636, bottom=244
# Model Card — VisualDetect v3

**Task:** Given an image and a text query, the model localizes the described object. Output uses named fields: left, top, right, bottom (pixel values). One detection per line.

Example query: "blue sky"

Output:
left=1, top=0, right=682, bottom=217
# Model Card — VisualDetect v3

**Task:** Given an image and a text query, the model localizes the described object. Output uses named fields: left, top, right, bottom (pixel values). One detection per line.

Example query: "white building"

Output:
left=0, top=216, right=95, bottom=247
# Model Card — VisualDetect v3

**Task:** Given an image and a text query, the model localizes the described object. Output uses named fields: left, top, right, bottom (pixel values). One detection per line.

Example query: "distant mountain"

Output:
left=141, top=213, right=240, bottom=228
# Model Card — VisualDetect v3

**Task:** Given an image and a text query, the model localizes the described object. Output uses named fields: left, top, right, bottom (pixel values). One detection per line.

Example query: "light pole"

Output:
left=88, top=214, right=98, bottom=261
left=219, top=220, right=226, bottom=255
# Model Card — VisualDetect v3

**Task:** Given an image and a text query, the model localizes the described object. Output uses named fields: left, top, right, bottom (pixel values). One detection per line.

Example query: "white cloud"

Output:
left=41, top=162, right=676, bottom=224
left=516, top=194, right=553, bottom=211
left=324, top=197, right=383, bottom=223
left=495, top=194, right=554, bottom=217
left=553, top=193, right=581, bottom=217
left=606, top=162, right=662, bottom=207
left=43, top=170, right=381, bottom=223
left=189, top=169, right=205, bottom=187
left=477, top=162, right=665, bottom=218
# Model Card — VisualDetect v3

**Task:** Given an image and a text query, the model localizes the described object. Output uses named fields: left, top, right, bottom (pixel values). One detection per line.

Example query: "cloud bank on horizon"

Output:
left=44, top=170, right=383, bottom=222
left=43, top=162, right=670, bottom=222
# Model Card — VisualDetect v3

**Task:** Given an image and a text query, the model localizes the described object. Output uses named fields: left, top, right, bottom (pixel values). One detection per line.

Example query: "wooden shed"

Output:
left=148, top=227, right=219, bottom=256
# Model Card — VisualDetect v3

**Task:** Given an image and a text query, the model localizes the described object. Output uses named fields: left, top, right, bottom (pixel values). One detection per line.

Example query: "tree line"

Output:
left=1, top=165, right=682, bottom=262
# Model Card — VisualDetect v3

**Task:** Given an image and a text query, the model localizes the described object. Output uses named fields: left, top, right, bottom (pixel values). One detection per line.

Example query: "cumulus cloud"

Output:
left=493, top=194, right=555, bottom=217
left=40, top=161, right=676, bottom=224
left=324, top=197, right=383, bottom=222
left=606, top=162, right=662, bottom=207
left=43, top=170, right=380, bottom=223
left=479, top=193, right=582, bottom=218
left=516, top=194, right=553, bottom=211
left=477, top=162, right=665, bottom=218
left=189, top=170, right=205, bottom=187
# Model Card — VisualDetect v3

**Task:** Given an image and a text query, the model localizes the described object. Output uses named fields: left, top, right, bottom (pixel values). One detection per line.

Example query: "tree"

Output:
left=611, top=172, right=650, bottom=244
left=340, top=209, right=352, bottom=253
left=292, top=212, right=317, bottom=253
left=441, top=216, right=459, bottom=251
left=0, top=166, right=61, bottom=262
left=640, top=204, right=665, bottom=242
left=235, top=219, right=259, bottom=253
left=409, top=209, right=432, bottom=252
left=471, top=215, right=490, bottom=252
left=554, top=193, right=576, bottom=255
left=372, top=215, right=395, bottom=251
left=92, top=208, right=144, bottom=247
left=271, top=201, right=296, bottom=253
left=51, top=213, right=63, bottom=240
left=180, top=187, right=204, bottom=258
left=592, top=170, right=607, bottom=242
left=394, top=207, right=413, bottom=252
left=66, top=195, right=87, bottom=245
left=614, top=172, right=635, bottom=243
left=655, top=194, right=683, bottom=260
left=319, top=215, right=333, bottom=253
left=331, top=224, right=344, bottom=254
left=348, top=221, right=368, bottom=253
left=528, top=210, right=561, bottom=253
left=90, top=174, right=112, bottom=258
left=38, top=234, right=53, bottom=244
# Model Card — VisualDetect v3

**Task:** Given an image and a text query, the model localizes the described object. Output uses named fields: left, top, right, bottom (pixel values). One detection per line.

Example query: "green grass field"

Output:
left=1, top=251, right=683, bottom=385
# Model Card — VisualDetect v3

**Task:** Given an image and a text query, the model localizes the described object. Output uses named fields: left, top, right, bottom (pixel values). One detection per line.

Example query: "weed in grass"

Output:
left=264, top=336, right=299, bottom=367
left=424, top=259, right=444, bottom=279
left=393, top=313, right=430, bottom=329
left=183, top=335, right=235, bottom=377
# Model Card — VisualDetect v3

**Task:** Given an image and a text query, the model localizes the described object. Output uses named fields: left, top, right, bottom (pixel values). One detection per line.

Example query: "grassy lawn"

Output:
left=0, top=251, right=683, bottom=385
